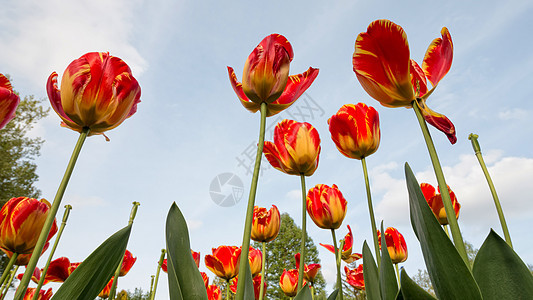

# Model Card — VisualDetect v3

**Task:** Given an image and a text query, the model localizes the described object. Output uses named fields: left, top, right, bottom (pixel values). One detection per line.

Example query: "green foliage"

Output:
left=252, top=213, right=326, bottom=299
left=126, top=288, right=151, bottom=300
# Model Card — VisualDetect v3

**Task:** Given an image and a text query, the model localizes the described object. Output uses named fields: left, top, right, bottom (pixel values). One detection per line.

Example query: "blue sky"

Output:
left=1, top=0, right=533, bottom=298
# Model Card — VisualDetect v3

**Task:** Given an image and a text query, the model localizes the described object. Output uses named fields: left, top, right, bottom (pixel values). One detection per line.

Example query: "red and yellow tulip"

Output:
left=421, top=183, right=461, bottom=225
left=47, top=52, right=141, bottom=137
left=328, top=103, right=380, bottom=160
left=251, top=205, right=281, bottom=243
left=201, top=272, right=209, bottom=289
left=0, top=197, right=58, bottom=255
left=0, top=73, right=20, bottom=130
left=207, top=284, right=221, bottom=300
left=353, top=19, right=456, bottom=144
left=98, top=277, right=114, bottom=298
left=320, top=225, right=362, bottom=263
left=294, top=253, right=321, bottom=283
left=205, top=245, right=241, bottom=280
left=191, top=249, right=201, bottom=268
left=345, top=265, right=365, bottom=290
left=306, top=184, right=347, bottom=230
left=22, top=288, right=53, bottom=300
left=228, top=34, right=319, bottom=117
left=248, top=247, right=263, bottom=276
left=279, top=269, right=303, bottom=297
left=377, top=227, right=408, bottom=264
left=263, top=119, right=321, bottom=176
left=230, top=273, right=265, bottom=299
left=119, top=249, right=136, bottom=276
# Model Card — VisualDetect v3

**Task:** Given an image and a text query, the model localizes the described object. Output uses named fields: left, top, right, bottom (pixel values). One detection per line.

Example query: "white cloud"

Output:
left=498, top=108, right=529, bottom=120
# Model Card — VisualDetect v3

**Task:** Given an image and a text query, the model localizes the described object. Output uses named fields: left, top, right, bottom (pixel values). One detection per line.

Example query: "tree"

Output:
left=252, top=212, right=327, bottom=299
left=126, top=288, right=150, bottom=300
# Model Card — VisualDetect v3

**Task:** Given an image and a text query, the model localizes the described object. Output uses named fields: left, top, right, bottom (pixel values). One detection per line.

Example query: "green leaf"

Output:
left=472, top=230, right=533, bottom=299
left=166, top=202, right=208, bottom=300
left=405, top=163, right=482, bottom=300
left=294, top=283, right=312, bottom=299
left=243, top=259, right=255, bottom=300
left=327, top=289, right=339, bottom=300
left=379, top=222, right=398, bottom=300
left=399, top=268, right=436, bottom=300
left=52, top=225, right=132, bottom=300
left=362, top=241, right=380, bottom=300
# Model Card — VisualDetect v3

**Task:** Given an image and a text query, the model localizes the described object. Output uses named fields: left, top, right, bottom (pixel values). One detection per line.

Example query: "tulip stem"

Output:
left=297, top=173, right=307, bottom=292
left=32, top=205, right=73, bottom=300
left=258, top=242, right=266, bottom=300
left=412, top=101, right=469, bottom=267
left=331, top=229, right=344, bottom=300
left=109, top=202, right=140, bottom=300
left=148, top=275, right=155, bottom=299
left=0, top=253, right=18, bottom=288
left=468, top=134, right=513, bottom=248
left=0, top=265, right=18, bottom=300
left=235, top=102, right=267, bottom=300
left=150, top=249, right=166, bottom=300
left=443, top=225, right=450, bottom=238
left=14, top=128, right=89, bottom=300
left=361, top=157, right=381, bottom=269
left=394, top=264, right=400, bottom=288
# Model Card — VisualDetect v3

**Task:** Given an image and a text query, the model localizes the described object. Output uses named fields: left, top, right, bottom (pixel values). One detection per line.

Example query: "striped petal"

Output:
left=422, top=27, right=453, bottom=87
left=415, top=99, right=457, bottom=144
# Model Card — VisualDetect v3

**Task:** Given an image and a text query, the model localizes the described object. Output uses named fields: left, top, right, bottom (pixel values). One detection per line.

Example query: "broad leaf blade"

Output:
left=166, top=202, right=208, bottom=300
left=399, top=268, right=436, bottom=300
left=52, top=225, right=132, bottom=300
left=362, top=240, right=380, bottom=300
left=327, top=289, right=339, bottom=300
left=405, top=163, right=482, bottom=300
left=294, top=283, right=312, bottom=300
left=379, top=222, right=398, bottom=300
left=473, top=230, right=533, bottom=299
left=243, top=259, right=255, bottom=300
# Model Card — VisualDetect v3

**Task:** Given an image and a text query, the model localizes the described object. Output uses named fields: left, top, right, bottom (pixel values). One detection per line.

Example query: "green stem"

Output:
left=150, top=249, right=166, bottom=300
left=32, top=205, right=72, bottom=300
left=0, top=253, right=18, bottom=288
left=235, top=102, right=267, bottom=300
left=443, top=225, right=450, bottom=238
left=0, top=266, right=18, bottom=300
left=361, top=157, right=381, bottom=270
left=331, top=229, right=343, bottom=300
left=469, top=134, right=513, bottom=248
left=297, top=174, right=307, bottom=292
left=310, top=285, right=315, bottom=300
left=412, top=101, right=469, bottom=267
left=15, top=128, right=89, bottom=300
left=258, top=242, right=266, bottom=300
left=226, top=279, right=230, bottom=300
left=109, top=202, right=140, bottom=300
left=148, top=275, right=155, bottom=299
left=394, top=264, right=400, bottom=288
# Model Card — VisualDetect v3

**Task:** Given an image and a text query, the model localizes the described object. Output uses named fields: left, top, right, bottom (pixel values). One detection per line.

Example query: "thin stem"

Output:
left=297, top=174, right=307, bottom=291
left=394, top=264, right=400, bottom=288
left=109, top=202, right=141, bottom=300
left=235, top=102, right=267, bottom=300
left=15, top=128, right=89, bottom=300
left=331, top=229, right=343, bottom=300
left=150, top=249, right=166, bottom=300
left=32, top=205, right=73, bottom=300
left=0, top=253, right=18, bottom=288
left=361, top=157, right=381, bottom=269
left=226, top=279, right=230, bottom=300
left=310, top=285, right=315, bottom=300
left=412, top=101, right=469, bottom=266
left=0, top=266, right=18, bottom=300
left=443, top=225, right=450, bottom=238
left=258, top=242, right=266, bottom=300
left=148, top=275, right=155, bottom=299
left=469, top=134, right=513, bottom=248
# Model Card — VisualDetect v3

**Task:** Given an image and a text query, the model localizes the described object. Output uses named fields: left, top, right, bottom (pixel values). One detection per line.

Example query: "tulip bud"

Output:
left=306, top=184, right=347, bottom=230
left=279, top=269, right=302, bottom=297
left=205, top=245, right=241, bottom=280
left=251, top=205, right=281, bottom=243
left=420, top=183, right=460, bottom=225
left=0, top=73, right=20, bottom=130
left=377, top=227, right=408, bottom=264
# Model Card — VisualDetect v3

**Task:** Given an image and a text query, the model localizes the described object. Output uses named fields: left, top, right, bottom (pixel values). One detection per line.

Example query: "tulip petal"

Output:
left=0, top=73, right=20, bottom=130
left=415, top=99, right=457, bottom=144
left=422, top=27, right=453, bottom=87
left=227, top=66, right=261, bottom=114
left=353, top=19, right=414, bottom=107
left=410, top=60, right=428, bottom=97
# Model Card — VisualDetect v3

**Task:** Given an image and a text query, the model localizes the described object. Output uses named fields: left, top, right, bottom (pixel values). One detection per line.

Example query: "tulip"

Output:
left=251, top=205, right=280, bottom=243
left=420, top=183, right=460, bottom=225
left=201, top=272, right=209, bottom=289
left=4, top=242, right=50, bottom=266
left=207, top=285, right=221, bottom=300
left=39, top=256, right=72, bottom=283
left=294, top=253, right=321, bottom=283
left=320, top=225, right=362, bottom=263
left=98, top=277, right=114, bottom=298
left=230, top=274, right=265, bottom=299
left=345, top=265, right=365, bottom=290
left=228, top=34, right=319, bottom=117
left=328, top=103, right=380, bottom=160
left=263, top=119, right=321, bottom=176
left=353, top=19, right=456, bottom=144
left=205, top=245, right=241, bottom=280
left=248, top=247, right=262, bottom=276
left=306, top=184, right=347, bottom=230
left=0, top=197, right=58, bottom=255
left=0, top=73, right=20, bottom=130
left=22, top=288, right=52, bottom=300
left=47, top=52, right=141, bottom=137
left=279, top=269, right=303, bottom=297
left=161, top=258, right=168, bottom=273
left=191, top=249, right=201, bottom=268
left=377, top=227, right=408, bottom=264
left=119, top=250, right=136, bottom=276
left=17, top=267, right=42, bottom=284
